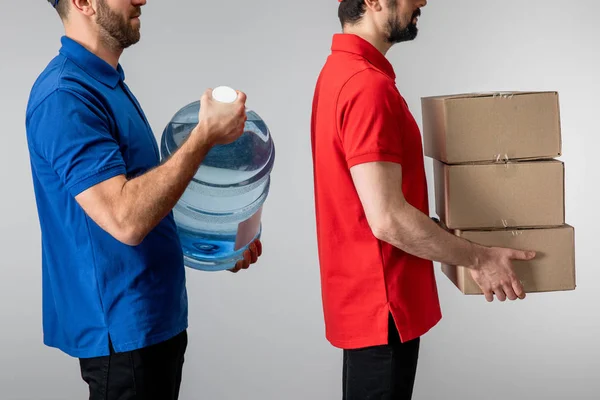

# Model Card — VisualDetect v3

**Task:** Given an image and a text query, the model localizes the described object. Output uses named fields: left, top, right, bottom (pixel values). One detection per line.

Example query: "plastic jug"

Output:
left=160, top=87, right=275, bottom=271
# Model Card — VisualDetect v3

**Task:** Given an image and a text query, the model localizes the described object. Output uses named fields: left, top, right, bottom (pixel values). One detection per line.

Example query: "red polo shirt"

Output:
left=310, top=33, right=442, bottom=349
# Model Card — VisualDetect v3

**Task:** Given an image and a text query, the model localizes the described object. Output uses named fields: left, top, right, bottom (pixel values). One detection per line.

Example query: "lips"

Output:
left=411, top=8, right=421, bottom=24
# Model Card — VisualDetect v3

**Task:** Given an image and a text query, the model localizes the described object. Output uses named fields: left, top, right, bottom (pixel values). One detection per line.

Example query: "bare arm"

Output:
left=350, top=161, right=482, bottom=266
left=350, top=161, right=536, bottom=302
left=75, top=89, right=247, bottom=246
left=75, top=128, right=210, bottom=246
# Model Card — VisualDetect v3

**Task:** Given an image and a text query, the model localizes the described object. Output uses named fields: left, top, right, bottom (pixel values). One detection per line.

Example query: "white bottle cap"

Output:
left=212, top=86, right=238, bottom=104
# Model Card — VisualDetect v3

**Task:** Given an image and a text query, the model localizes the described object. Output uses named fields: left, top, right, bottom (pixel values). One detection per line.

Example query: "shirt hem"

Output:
left=111, top=322, right=189, bottom=354
left=346, top=152, right=403, bottom=169
left=326, top=316, right=442, bottom=350
left=44, top=320, right=188, bottom=359
left=67, top=163, right=126, bottom=197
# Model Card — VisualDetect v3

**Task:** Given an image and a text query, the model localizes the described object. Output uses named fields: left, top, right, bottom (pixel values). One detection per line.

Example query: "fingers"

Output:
left=244, top=245, right=255, bottom=265
left=489, top=277, right=526, bottom=302
left=228, top=240, right=262, bottom=274
left=242, top=249, right=251, bottom=268
left=512, top=278, right=526, bottom=300
left=483, top=288, right=494, bottom=303
left=254, top=239, right=262, bottom=257
left=229, top=257, right=249, bottom=273
left=237, top=102, right=247, bottom=116
left=502, top=282, right=518, bottom=301
left=230, top=249, right=252, bottom=272
left=492, top=284, right=526, bottom=302
left=236, top=90, right=247, bottom=104
left=493, top=286, right=507, bottom=302
left=249, top=242, right=258, bottom=264
left=228, top=260, right=241, bottom=273
left=470, top=270, right=494, bottom=303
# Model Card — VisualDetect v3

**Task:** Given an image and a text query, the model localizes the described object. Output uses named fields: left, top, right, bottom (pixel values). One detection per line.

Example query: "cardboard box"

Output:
left=434, top=159, right=564, bottom=230
left=421, top=91, right=562, bottom=164
left=442, top=225, right=576, bottom=294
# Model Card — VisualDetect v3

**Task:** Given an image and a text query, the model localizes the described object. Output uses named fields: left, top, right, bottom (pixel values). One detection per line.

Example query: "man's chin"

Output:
left=124, top=40, right=140, bottom=49
left=388, top=32, right=418, bottom=44
left=120, top=35, right=141, bottom=49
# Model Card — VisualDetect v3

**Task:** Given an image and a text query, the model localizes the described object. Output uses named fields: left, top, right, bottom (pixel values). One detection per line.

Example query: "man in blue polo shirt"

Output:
left=25, top=1, right=262, bottom=399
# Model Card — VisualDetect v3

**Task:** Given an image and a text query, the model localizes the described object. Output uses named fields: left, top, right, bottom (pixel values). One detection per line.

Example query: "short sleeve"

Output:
left=26, top=89, right=127, bottom=197
left=337, top=70, right=404, bottom=168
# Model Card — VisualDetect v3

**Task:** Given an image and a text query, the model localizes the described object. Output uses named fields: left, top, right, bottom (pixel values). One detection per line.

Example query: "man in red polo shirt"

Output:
left=310, top=0, right=536, bottom=398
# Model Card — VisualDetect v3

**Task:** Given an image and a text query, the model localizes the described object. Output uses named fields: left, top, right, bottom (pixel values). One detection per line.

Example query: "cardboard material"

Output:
left=442, top=225, right=576, bottom=294
left=434, top=159, right=564, bottom=230
left=421, top=91, right=562, bottom=164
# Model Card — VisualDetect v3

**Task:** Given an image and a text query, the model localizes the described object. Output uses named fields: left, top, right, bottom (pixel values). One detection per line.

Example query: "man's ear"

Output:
left=72, top=0, right=97, bottom=17
left=364, top=0, right=384, bottom=13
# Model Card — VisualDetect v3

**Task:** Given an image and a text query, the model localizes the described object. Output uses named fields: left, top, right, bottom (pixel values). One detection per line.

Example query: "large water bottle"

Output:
left=160, top=86, right=275, bottom=271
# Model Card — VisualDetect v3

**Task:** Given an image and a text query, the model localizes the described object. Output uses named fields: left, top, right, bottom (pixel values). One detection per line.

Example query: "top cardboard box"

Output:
left=421, top=91, right=562, bottom=164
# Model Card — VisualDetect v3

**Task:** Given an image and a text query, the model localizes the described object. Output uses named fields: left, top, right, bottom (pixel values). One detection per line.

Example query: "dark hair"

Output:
left=338, top=0, right=367, bottom=27
left=48, top=0, right=69, bottom=19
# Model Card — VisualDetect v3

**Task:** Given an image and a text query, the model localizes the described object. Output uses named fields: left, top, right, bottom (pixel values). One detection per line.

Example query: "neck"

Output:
left=64, top=25, right=122, bottom=69
left=343, top=24, right=392, bottom=55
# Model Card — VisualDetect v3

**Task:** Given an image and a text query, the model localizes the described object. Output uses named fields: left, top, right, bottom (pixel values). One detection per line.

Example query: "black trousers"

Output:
left=342, top=315, right=420, bottom=400
left=79, top=330, right=187, bottom=400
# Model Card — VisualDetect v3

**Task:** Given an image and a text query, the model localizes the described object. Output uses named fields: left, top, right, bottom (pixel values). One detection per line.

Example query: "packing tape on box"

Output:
left=494, top=153, right=510, bottom=163
left=489, top=93, right=516, bottom=162
left=470, top=91, right=516, bottom=99
left=497, top=218, right=518, bottom=228
left=492, top=92, right=515, bottom=99
left=493, top=153, right=524, bottom=166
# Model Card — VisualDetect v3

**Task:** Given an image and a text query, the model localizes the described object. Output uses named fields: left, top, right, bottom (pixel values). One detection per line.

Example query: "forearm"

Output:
left=117, top=127, right=211, bottom=243
left=374, top=203, right=484, bottom=269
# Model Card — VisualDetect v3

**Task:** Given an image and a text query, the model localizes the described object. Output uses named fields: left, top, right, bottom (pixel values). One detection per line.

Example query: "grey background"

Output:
left=1, top=0, right=598, bottom=399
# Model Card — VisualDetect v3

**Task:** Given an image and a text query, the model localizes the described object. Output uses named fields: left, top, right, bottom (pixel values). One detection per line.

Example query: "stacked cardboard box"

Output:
left=421, top=91, right=576, bottom=294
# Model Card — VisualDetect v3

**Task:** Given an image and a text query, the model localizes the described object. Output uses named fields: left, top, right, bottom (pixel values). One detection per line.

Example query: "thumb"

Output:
left=513, top=250, right=536, bottom=261
left=201, top=88, right=213, bottom=103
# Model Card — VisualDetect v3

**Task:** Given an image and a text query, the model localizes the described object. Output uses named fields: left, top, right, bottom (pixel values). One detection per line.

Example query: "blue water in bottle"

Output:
left=160, top=87, right=275, bottom=271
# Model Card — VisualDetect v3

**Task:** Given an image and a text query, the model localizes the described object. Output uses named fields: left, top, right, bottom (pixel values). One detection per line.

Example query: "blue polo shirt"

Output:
left=25, top=36, right=188, bottom=358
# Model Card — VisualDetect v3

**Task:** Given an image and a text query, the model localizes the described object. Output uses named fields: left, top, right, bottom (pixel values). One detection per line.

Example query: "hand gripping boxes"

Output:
left=421, top=91, right=575, bottom=294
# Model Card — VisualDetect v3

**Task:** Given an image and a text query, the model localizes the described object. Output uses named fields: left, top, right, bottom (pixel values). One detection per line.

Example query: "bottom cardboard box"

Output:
left=442, top=224, right=576, bottom=294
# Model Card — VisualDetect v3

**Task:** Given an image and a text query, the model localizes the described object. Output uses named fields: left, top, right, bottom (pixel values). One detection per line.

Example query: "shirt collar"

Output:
left=331, top=33, right=396, bottom=81
left=58, top=35, right=125, bottom=88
